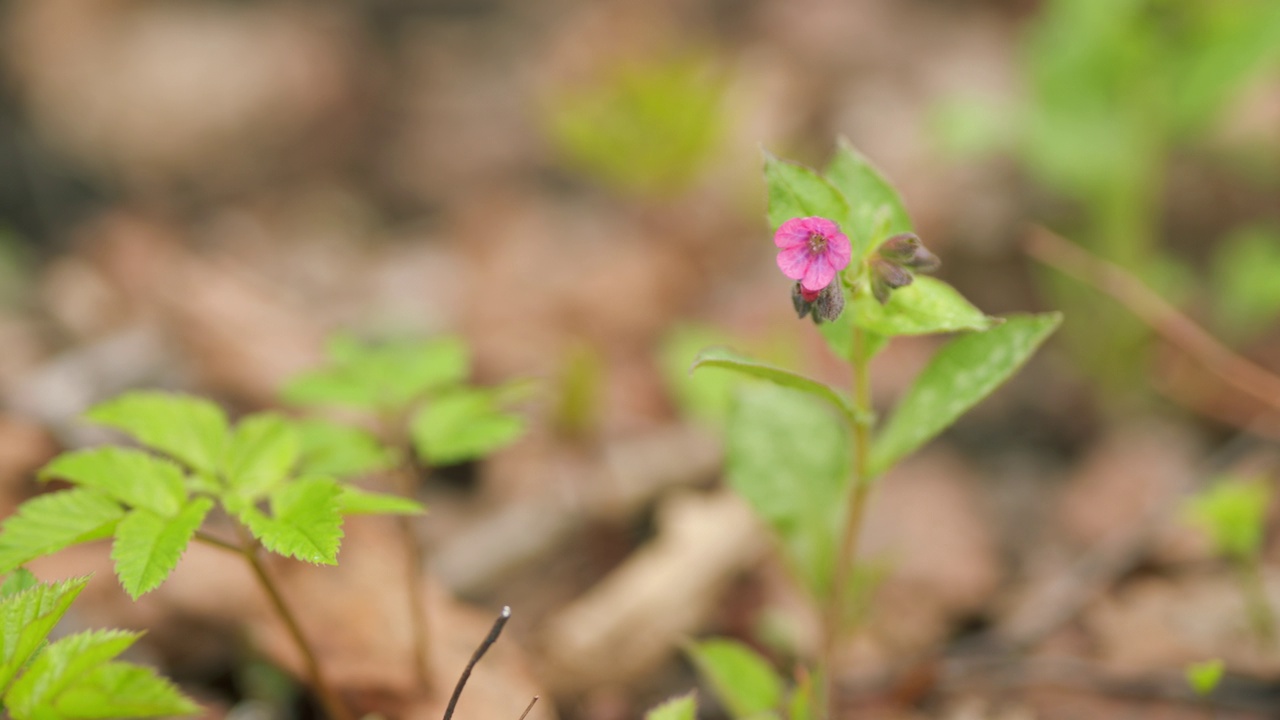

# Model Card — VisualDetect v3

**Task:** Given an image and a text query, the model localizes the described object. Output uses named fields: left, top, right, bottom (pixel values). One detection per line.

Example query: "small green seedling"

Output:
left=677, top=139, right=1059, bottom=718
left=1185, top=658, right=1225, bottom=697
left=1185, top=477, right=1276, bottom=648
left=0, top=570, right=199, bottom=719
left=0, top=391, right=424, bottom=720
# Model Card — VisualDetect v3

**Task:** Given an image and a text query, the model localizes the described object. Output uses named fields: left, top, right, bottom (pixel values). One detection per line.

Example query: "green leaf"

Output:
left=870, top=313, right=1061, bottom=476
left=660, top=325, right=740, bottom=428
left=825, top=138, right=912, bottom=258
left=223, top=413, right=300, bottom=501
left=5, top=629, right=196, bottom=719
left=39, top=448, right=186, bottom=517
left=788, top=671, right=816, bottom=720
left=111, top=498, right=213, bottom=599
left=295, top=419, right=394, bottom=478
left=411, top=387, right=525, bottom=466
left=850, top=277, right=996, bottom=337
left=1186, top=479, right=1269, bottom=560
left=1185, top=658, right=1225, bottom=697
left=0, top=576, right=89, bottom=695
left=688, top=638, right=784, bottom=719
left=727, top=384, right=849, bottom=599
left=0, top=490, right=125, bottom=573
left=85, top=392, right=229, bottom=476
left=0, top=569, right=38, bottom=599
left=240, top=478, right=343, bottom=564
left=336, top=486, right=425, bottom=516
left=645, top=692, right=698, bottom=720
left=284, top=336, right=469, bottom=411
left=763, top=152, right=855, bottom=243
left=691, top=347, right=856, bottom=425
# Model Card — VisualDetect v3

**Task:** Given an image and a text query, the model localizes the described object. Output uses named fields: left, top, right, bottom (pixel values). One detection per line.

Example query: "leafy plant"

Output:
left=0, top=570, right=199, bottom=719
left=0, top=391, right=424, bottom=720
left=282, top=334, right=527, bottom=689
left=1185, top=477, right=1276, bottom=648
left=678, top=139, right=1059, bottom=717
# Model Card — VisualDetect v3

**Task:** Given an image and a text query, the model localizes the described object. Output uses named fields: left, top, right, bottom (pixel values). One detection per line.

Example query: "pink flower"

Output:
left=774, top=217, right=852, bottom=293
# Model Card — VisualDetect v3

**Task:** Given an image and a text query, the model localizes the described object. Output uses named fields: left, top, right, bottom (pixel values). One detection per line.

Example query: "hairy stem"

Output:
left=821, top=323, right=874, bottom=720
left=199, top=531, right=352, bottom=720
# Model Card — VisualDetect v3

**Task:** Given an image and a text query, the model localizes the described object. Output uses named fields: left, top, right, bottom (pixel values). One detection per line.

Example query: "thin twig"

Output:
left=1025, top=226, right=1280, bottom=413
left=442, top=606, right=511, bottom=720
left=516, top=695, right=539, bottom=720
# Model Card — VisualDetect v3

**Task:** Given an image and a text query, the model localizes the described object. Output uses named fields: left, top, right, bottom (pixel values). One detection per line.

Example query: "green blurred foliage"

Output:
left=1185, top=477, right=1269, bottom=561
left=546, top=52, right=728, bottom=196
left=1210, top=225, right=1280, bottom=340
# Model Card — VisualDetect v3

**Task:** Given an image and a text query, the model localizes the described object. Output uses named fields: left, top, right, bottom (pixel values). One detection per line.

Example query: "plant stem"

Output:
left=821, top=324, right=875, bottom=720
left=1236, top=555, right=1277, bottom=651
left=202, top=530, right=353, bottom=720
left=381, top=410, right=434, bottom=693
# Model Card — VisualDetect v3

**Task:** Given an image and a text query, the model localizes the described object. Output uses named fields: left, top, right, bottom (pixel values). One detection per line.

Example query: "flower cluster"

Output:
left=868, top=232, right=940, bottom=304
left=774, top=216, right=850, bottom=323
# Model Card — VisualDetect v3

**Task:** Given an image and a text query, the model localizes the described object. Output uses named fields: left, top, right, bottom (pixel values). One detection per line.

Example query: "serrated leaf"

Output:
left=825, top=138, right=912, bottom=258
left=691, top=347, right=856, bottom=425
left=295, top=419, right=394, bottom=478
left=5, top=629, right=140, bottom=718
left=111, top=498, right=213, bottom=599
left=35, top=660, right=201, bottom=719
left=223, top=413, right=300, bottom=501
left=728, top=384, right=849, bottom=599
left=411, top=387, right=525, bottom=466
left=645, top=692, right=698, bottom=720
left=85, top=392, right=229, bottom=476
left=763, top=153, right=856, bottom=246
left=336, top=487, right=425, bottom=516
left=871, top=313, right=1061, bottom=476
left=39, top=448, right=186, bottom=517
left=0, top=490, right=125, bottom=573
left=0, top=569, right=37, bottom=599
left=240, top=478, right=343, bottom=564
left=688, top=638, right=784, bottom=719
left=851, top=277, right=996, bottom=337
left=0, top=577, right=89, bottom=695
left=284, top=336, right=469, bottom=411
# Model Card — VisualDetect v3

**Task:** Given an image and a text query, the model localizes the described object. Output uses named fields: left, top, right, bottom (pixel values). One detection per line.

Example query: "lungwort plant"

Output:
left=0, top=391, right=427, bottom=720
left=657, top=139, right=1061, bottom=719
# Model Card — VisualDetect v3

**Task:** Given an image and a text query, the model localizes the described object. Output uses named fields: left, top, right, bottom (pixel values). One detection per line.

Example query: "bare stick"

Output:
left=516, top=696, right=539, bottom=720
left=1025, top=227, right=1280, bottom=412
left=442, top=606, right=511, bottom=720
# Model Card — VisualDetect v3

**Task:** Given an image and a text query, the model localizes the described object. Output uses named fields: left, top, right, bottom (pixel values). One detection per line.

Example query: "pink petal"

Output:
left=826, top=230, right=852, bottom=270
left=776, top=246, right=812, bottom=280
left=773, top=217, right=812, bottom=249
left=801, top=252, right=836, bottom=292
left=807, top=217, right=840, bottom=238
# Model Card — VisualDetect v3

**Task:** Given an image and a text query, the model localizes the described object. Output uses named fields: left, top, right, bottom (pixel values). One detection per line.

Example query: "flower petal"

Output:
left=774, top=217, right=812, bottom=249
left=801, top=252, right=836, bottom=291
left=776, top=246, right=812, bottom=280
left=826, top=229, right=852, bottom=270
left=806, top=217, right=841, bottom=238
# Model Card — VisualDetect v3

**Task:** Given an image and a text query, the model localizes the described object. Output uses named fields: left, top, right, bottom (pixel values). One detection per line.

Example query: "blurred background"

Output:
left=2, top=0, right=1280, bottom=718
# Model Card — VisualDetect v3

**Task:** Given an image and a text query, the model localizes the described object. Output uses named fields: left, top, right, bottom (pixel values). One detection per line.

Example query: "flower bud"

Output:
left=878, top=232, right=941, bottom=272
left=812, top=281, right=845, bottom=323
left=870, top=257, right=914, bottom=305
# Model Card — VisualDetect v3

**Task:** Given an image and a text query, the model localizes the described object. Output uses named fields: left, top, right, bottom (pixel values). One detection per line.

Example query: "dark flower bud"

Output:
left=870, top=257, right=914, bottom=305
left=812, top=281, right=845, bottom=323
left=791, top=283, right=815, bottom=319
left=878, top=232, right=941, bottom=273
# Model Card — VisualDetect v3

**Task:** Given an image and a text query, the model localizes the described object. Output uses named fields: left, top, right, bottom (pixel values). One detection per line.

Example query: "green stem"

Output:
left=1236, top=555, right=1277, bottom=652
left=197, top=532, right=353, bottom=720
left=381, top=410, right=434, bottom=693
left=821, top=323, right=874, bottom=720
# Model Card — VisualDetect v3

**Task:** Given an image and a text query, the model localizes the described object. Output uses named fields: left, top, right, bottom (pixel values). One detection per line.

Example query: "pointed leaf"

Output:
left=111, top=498, right=213, bottom=599
left=871, top=313, right=1061, bottom=476
left=0, top=490, right=125, bottom=573
left=850, top=276, right=996, bottom=337
left=688, top=638, right=784, bottom=719
left=35, top=661, right=201, bottom=718
left=763, top=152, right=856, bottom=246
left=825, top=138, right=912, bottom=258
left=691, top=347, right=856, bottom=424
left=240, top=478, right=343, bottom=564
left=84, top=392, right=229, bottom=476
left=223, top=413, right=300, bottom=501
left=0, top=576, right=89, bottom=695
left=284, top=336, right=469, bottom=411
left=0, top=569, right=38, bottom=599
left=5, top=629, right=139, bottom=717
left=727, top=384, right=849, bottom=598
left=411, top=387, right=525, bottom=466
left=39, top=448, right=186, bottom=517
left=295, top=419, right=394, bottom=478
left=336, top=487, right=425, bottom=516
left=646, top=692, right=698, bottom=720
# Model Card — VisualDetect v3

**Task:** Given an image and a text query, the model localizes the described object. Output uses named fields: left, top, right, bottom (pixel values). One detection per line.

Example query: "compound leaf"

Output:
left=336, top=487, right=425, bottom=517
left=240, top=478, right=343, bottom=565
left=0, top=490, right=124, bottom=573
left=295, top=419, right=394, bottom=478
left=223, top=413, right=300, bottom=501
left=111, top=498, right=213, bottom=599
left=411, top=387, right=525, bottom=466
left=85, top=393, right=228, bottom=476
left=39, top=448, right=185, bottom=517
left=0, top=576, right=89, bottom=695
